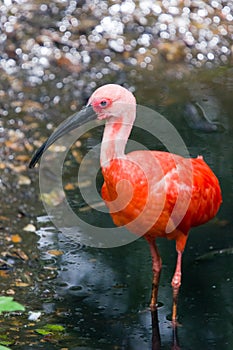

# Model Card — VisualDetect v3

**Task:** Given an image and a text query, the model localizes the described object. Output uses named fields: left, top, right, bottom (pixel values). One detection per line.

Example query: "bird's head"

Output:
left=29, top=84, right=135, bottom=168
left=88, top=84, right=136, bottom=121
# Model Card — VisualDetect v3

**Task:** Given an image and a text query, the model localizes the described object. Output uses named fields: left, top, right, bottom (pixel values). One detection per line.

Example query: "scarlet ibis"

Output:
left=29, top=84, right=222, bottom=324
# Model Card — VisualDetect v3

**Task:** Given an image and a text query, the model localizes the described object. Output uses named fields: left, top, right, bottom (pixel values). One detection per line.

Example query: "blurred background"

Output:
left=0, top=1, right=233, bottom=349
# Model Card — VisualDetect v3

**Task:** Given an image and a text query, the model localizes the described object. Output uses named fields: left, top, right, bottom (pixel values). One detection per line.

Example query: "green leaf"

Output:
left=0, top=296, right=25, bottom=314
left=35, top=324, right=65, bottom=336
left=0, top=345, right=12, bottom=350
left=44, top=324, right=65, bottom=332
left=35, top=328, right=51, bottom=336
left=0, top=333, right=14, bottom=345
left=0, top=340, right=13, bottom=346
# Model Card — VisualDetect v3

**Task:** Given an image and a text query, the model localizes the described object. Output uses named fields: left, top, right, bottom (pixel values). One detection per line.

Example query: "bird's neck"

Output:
left=100, top=114, right=135, bottom=168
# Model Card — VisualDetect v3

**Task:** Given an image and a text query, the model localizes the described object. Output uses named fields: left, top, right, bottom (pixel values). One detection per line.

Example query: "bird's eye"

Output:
left=99, top=100, right=108, bottom=108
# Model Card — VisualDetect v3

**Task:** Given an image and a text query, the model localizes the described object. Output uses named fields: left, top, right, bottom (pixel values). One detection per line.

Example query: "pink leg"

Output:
left=147, top=239, right=162, bottom=311
left=171, top=250, right=183, bottom=324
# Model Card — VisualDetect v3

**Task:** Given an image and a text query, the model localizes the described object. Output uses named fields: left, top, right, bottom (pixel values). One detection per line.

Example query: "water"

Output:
left=1, top=1, right=233, bottom=349
left=26, top=67, right=233, bottom=350
left=1, top=69, right=233, bottom=349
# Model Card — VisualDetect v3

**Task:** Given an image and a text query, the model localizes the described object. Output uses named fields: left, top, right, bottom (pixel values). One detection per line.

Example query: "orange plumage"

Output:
left=102, top=151, right=221, bottom=251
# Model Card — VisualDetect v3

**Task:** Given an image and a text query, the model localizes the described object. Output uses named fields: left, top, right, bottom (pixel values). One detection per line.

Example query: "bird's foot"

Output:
left=171, top=319, right=181, bottom=350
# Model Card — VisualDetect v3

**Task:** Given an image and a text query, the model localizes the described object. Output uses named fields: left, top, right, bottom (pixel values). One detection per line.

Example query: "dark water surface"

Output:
left=1, top=66, right=233, bottom=349
left=25, top=67, right=233, bottom=350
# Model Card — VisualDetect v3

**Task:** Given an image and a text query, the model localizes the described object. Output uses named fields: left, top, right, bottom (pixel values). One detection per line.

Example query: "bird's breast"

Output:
left=101, top=153, right=179, bottom=235
left=100, top=151, right=222, bottom=238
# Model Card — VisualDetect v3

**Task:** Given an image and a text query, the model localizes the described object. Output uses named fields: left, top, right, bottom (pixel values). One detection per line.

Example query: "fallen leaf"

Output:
left=0, top=296, right=25, bottom=314
left=47, top=250, right=64, bottom=256
left=18, top=175, right=31, bottom=186
left=7, top=163, right=27, bottom=173
left=40, top=190, right=65, bottom=206
left=5, top=141, right=24, bottom=152
left=0, top=344, right=12, bottom=350
left=0, top=271, right=9, bottom=278
left=11, top=234, right=22, bottom=243
left=23, top=224, right=36, bottom=232
left=22, top=100, right=43, bottom=112
left=48, top=145, right=67, bottom=152
left=35, top=323, right=65, bottom=335
left=6, top=289, right=15, bottom=295
left=15, top=281, right=30, bottom=287
left=12, top=249, right=29, bottom=261
left=23, top=140, right=34, bottom=152
left=64, top=183, right=76, bottom=190
left=43, top=266, right=58, bottom=271
left=0, top=216, right=9, bottom=221
left=15, top=154, right=30, bottom=162
left=71, top=149, right=82, bottom=163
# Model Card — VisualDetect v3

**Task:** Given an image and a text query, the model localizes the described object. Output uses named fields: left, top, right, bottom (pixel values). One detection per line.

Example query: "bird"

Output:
left=29, top=84, right=222, bottom=325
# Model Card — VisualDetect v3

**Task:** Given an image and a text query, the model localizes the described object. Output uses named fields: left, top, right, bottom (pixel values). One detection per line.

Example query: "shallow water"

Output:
left=1, top=68, right=233, bottom=349
left=1, top=1, right=233, bottom=349
left=23, top=66, right=233, bottom=350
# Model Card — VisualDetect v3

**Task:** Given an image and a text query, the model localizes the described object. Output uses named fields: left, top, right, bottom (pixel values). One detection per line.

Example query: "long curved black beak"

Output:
left=29, top=105, right=96, bottom=168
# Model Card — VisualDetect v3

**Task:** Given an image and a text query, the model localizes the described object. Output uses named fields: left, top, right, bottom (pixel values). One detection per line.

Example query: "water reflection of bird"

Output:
left=29, top=84, right=222, bottom=329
